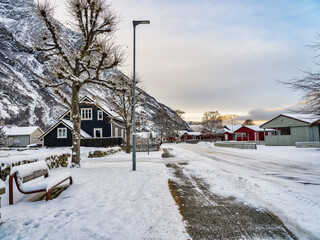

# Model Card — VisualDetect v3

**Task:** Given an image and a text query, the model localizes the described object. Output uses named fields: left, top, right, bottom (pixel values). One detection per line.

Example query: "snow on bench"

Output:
left=9, top=161, right=72, bottom=205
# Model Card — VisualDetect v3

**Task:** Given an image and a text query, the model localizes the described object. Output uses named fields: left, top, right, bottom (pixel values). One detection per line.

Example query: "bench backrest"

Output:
left=10, top=161, right=48, bottom=183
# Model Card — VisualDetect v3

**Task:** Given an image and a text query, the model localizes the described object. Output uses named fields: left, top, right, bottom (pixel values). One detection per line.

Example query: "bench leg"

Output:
left=46, top=190, right=50, bottom=201
left=9, top=174, right=14, bottom=205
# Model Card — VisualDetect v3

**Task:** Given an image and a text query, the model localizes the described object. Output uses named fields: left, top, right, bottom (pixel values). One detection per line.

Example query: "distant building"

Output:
left=260, top=114, right=320, bottom=146
left=181, top=132, right=202, bottom=142
left=4, top=126, right=43, bottom=147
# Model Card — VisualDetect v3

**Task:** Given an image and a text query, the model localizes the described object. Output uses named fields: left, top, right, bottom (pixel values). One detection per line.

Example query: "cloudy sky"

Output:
left=54, top=0, right=320, bottom=122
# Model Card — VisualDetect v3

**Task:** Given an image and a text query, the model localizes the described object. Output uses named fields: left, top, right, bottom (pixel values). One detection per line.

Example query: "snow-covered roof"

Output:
left=224, top=125, right=242, bottom=133
left=183, top=132, right=202, bottom=136
left=178, top=130, right=188, bottom=137
left=59, top=95, right=124, bottom=122
left=39, top=119, right=91, bottom=140
left=61, top=120, right=92, bottom=138
left=260, top=113, right=320, bottom=128
left=281, top=114, right=320, bottom=124
left=243, top=125, right=275, bottom=132
left=4, top=126, right=42, bottom=136
left=98, top=103, right=123, bottom=122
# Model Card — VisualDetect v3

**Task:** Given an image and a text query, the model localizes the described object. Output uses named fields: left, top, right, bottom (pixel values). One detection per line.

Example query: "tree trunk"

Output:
left=125, top=127, right=131, bottom=153
left=71, top=84, right=81, bottom=167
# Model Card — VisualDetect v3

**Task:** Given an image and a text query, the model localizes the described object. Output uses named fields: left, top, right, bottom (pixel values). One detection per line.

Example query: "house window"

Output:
left=121, top=129, right=124, bottom=138
left=279, top=127, right=291, bottom=135
left=236, top=133, right=247, bottom=139
left=115, top=128, right=119, bottom=137
left=81, top=108, right=92, bottom=120
left=57, top=128, right=67, bottom=138
left=97, top=110, right=103, bottom=121
left=94, top=128, right=103, bottom=138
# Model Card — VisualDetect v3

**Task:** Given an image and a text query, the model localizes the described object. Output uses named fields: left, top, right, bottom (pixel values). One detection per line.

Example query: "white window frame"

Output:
left=97, top=110, right=103, bottom=121
left=57, top=128, right=67, bottom=139
left=115, top=127, right=119, bottom=137
left=81, top=108, right=92, bottom=120
left=94, top=128, right=103, bottom=138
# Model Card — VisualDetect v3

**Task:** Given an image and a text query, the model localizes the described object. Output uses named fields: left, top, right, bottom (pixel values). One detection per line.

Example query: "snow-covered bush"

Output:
left=88, top=148, right=122, bottom=158
left=45, top=154, right=70, bottom=170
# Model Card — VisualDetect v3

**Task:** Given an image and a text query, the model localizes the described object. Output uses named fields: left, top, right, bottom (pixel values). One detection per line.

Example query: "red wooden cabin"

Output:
left=234, top=125, right=274, bottom=141
left=181, top=132, right=202, bottom=142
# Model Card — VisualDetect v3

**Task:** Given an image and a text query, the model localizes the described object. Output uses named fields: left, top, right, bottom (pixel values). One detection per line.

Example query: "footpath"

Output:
left=167, top=162, right=296, bottom=240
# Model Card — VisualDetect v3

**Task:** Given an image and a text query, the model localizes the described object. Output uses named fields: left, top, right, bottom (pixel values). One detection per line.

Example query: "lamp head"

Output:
left=133, top=20, right=150, bottom=26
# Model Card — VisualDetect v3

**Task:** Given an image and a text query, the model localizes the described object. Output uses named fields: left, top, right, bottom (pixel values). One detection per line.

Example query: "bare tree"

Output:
left=175, top=110, right=185, bottom=119
left=281, top=34, right=320, bottom=117
left=243, top=119, right=254, bottom=125
left=34, top=0, right=124, bottom=167
left=110, top=74, right=143, bottom=153
left=154, top=109, right=171, bottom=144
left=0, top=123, right=20, bottom=148
left=281, top=70, right=320, bottom=116
left=201, top=111, right=223, bottom=134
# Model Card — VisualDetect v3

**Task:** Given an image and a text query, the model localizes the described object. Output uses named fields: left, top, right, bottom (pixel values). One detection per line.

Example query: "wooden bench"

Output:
left=9, top=161, right=72, bottom=205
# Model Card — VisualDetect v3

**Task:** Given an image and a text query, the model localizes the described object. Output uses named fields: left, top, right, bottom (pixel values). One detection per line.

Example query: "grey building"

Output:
left=260, top=114, right=320, bottom=146
left=4, top=126, right=43, bottom=147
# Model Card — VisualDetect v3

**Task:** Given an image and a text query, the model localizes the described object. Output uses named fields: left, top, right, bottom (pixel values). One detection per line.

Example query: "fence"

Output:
left=214, top=142, right=257, bottom=149
left=81, top=137, right=124, bottom=148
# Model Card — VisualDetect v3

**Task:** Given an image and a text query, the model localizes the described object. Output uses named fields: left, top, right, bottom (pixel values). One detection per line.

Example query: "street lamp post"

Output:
left=132, top=20, right=150, bottom=171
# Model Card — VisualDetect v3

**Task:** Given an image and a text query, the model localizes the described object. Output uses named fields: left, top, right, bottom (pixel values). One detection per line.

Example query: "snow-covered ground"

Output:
left=0, top=148, right=188, bottom=240
left=0, top=144, right=319, bottom=239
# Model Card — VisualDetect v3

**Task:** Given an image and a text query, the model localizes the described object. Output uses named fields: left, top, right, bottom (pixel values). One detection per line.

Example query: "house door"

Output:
left=225, top=134, right=228, bottom=141
left=94, top=128, right=103, bottom=138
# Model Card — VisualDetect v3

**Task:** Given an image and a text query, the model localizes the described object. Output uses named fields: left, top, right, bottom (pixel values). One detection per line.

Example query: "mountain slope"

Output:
left=0, top=0, right=191, bottom=132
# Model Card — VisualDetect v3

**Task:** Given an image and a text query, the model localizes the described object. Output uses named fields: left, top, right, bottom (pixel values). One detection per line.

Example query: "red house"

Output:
left=200, top=129, right=222, bottom=141
left=222, top=129, right=233, bottom=141
left=221, top=125, right=242, bottom=141
left=234, top=125, right=275, bottom=141
left=181, top=132, right=202, bottom=142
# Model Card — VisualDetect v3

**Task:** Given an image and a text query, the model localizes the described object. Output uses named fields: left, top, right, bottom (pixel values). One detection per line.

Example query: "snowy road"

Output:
left=167, top=143, right=320, bottom=240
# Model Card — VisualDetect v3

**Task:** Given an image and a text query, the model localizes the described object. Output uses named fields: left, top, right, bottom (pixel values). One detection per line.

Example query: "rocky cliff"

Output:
left=0, top=0, right=190, bottom=132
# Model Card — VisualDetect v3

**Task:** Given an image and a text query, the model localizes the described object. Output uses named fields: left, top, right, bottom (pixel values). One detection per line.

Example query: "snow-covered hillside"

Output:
left=0, top=0, right=190, bottom=131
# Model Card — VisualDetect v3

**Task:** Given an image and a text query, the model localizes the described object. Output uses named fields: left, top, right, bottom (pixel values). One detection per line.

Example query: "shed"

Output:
left=4, top=126, right=43, bottom=147
left=260, top=114, right=320, bottom=146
